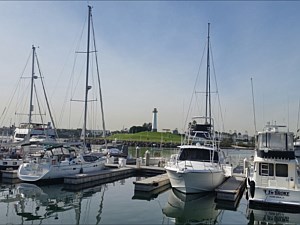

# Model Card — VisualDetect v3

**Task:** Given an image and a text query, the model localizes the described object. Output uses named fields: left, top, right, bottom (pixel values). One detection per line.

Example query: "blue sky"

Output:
left=0, top=1, right=300, bottom=135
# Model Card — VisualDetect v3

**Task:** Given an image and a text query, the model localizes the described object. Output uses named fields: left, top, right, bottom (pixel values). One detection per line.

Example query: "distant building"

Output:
left=152, top=108, right=158, bottom=132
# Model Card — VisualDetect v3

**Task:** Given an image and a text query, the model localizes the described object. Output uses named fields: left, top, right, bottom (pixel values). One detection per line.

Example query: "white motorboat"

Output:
left=18, top=143, right=105, bottom=181
left=13, top=122, right=56, bottom=143
left=165, top=23, right=231, bottom=193
left=165, top=117, right=230, bottom=193
left=246, top=123, right=300, bottom=209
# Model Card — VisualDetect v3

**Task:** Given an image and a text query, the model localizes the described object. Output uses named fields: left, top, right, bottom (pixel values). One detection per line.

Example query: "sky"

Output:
left=1, top=1, right=300, bottom=136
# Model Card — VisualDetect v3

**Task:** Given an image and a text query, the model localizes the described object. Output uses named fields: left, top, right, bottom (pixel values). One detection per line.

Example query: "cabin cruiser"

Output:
left=13, top=122, right=56, bottom=143
left=165, top=117, right=231, bottom=193
left=246, top=123, right=300, bottom=209
left=165, top=24, right=231, bottom=193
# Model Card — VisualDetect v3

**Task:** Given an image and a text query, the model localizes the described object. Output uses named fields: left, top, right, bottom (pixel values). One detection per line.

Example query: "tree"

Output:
left=129, top=122, right=152, bottom=134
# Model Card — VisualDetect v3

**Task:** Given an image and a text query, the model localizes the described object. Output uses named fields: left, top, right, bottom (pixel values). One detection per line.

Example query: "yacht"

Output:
left=165, top=23, right=231, bottom=193
left=17, top=143, right=105, bottom=181
left=165, top=117, right=230, bottom=193
left=17, top=6, right=107, bottom=181
left=246, top=123, right=300, bottom=209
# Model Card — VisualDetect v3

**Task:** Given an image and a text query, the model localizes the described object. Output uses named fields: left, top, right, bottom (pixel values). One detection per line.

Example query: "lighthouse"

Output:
left=152, top=108, right=158, bottom=132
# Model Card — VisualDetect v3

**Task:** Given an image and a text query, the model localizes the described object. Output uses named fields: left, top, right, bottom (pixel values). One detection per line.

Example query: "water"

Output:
left=1, top=148, right=299, bottom=225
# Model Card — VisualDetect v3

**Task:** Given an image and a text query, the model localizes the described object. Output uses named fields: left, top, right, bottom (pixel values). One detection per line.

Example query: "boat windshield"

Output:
left=178, top=148, right=219, bottom=162
left=257, top=132, right=293, bottom=151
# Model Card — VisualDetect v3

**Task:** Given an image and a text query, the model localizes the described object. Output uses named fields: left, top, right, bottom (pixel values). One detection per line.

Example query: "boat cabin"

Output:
left=253, top=124, right=297, bottom=189
left=255, top=125, right=294, bottom=160
left=178, top=146, right=219, bottom=163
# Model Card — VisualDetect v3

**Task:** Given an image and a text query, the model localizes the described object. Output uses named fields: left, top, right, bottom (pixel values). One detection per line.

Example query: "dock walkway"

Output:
left=215, top=175, right=246, bottom=210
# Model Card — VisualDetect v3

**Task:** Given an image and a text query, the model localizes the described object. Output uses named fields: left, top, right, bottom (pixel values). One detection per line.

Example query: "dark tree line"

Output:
left=129, top=123, right=152, bottom=133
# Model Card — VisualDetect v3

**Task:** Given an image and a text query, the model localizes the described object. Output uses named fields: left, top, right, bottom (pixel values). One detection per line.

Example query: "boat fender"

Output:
left=80, top=167, right=83, bottom=173
left=249, top=180, right=255, bottom=198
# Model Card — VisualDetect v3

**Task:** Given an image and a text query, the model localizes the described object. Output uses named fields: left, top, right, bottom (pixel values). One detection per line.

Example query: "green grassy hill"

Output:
left=108, top=131, right=182, bottom=144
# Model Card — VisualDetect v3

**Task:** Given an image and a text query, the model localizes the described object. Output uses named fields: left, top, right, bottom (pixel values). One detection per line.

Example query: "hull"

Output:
left=249, top=186, right=300, bottom=208
left=18, top=159, right=105, bottom=182
left=165, top=163, right=225, bottom=193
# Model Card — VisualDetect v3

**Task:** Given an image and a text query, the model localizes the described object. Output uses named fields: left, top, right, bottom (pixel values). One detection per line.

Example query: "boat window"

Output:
left=275, top=164, right=288, bottom=177
left=259, top=163, right=274, bottom=176
left=178, top=148, right=218, bottom=162
left=258, top=133, right=293, bottom=151
left=15, top=133, right=26, bottom=138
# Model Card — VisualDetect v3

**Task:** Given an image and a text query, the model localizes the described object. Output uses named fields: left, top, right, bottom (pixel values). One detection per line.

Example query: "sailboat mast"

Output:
left=82, top=5, right=92, bottom=146
left=205, top=23, right=211, bottom=125
left=29, top=45, right=36, bottom=125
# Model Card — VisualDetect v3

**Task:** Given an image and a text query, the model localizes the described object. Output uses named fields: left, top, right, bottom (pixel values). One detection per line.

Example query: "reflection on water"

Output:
left=0, top=182, right=106, bottom=224
left=162, top=189, right=222, bottom=225
left=2, top=167, right=294, bottom=224
left=247, top=204, right=300, bottom=225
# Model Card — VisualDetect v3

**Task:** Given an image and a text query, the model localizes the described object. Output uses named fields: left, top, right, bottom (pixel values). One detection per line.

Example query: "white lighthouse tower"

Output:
left=152, top=108, right=158, bottom=132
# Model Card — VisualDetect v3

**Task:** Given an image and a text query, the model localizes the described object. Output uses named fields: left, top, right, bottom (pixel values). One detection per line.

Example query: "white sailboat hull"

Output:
left=18, top=159, right=105, bottom=181
left=165, top=161, right=225, bottom=193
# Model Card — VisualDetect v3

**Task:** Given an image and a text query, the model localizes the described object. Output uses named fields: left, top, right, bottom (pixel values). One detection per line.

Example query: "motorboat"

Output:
left=245, top=123, right=300, bottom=209
left=165, top=23, right=231, bottom=193
left=165, top=117, right=231, bottom=193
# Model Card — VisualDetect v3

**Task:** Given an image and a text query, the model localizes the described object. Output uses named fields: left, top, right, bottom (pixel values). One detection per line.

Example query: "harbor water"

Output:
left=1, top=148, right=299, bottom=224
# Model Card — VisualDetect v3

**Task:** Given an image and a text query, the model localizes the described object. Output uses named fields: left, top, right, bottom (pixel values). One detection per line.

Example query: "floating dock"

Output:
left=132, top=173, right=170, bottom=200
left=64, top=164, right=166, bottom=190
left=64, top=167, right=135, bottom=190
left=133, top=173, right=170, bottom=192
left=215, top=175, right=246, bottom=210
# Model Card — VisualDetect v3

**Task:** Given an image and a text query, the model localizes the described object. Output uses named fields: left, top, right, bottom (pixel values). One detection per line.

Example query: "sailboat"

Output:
left=0, top=45, right=58, bottom=170
left=17, top=5, right=106, bottom=182
left=165, top=23, right=231, bottom=193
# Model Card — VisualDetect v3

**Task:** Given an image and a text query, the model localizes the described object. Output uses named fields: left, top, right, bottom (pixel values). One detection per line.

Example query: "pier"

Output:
left=1, top=163, right=246, bottom=207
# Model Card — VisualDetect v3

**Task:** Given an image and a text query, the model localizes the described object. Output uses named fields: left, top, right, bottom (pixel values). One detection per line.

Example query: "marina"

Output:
left=1, top=140, right=299, bottom=224
left=1, top=2, right=300, bottom=225
left=1, top=173, right=299, bottom=224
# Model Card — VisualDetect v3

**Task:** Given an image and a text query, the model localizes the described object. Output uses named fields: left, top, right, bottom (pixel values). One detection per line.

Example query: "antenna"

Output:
left=251, top=78, right=257, bottom=133
left=297, top=99, right=300, bottom=133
